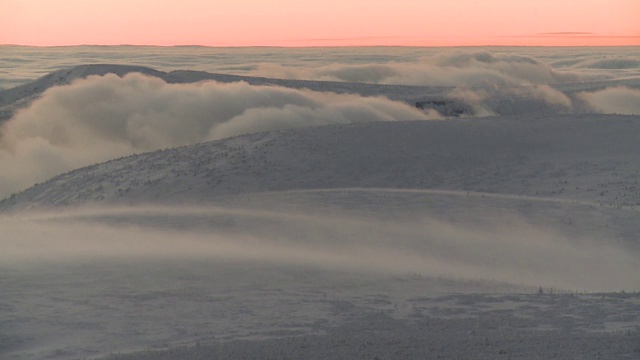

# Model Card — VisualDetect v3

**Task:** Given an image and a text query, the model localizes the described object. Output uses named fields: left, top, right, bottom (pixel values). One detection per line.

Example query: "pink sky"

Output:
left=2, top=0, right=639, bottom=46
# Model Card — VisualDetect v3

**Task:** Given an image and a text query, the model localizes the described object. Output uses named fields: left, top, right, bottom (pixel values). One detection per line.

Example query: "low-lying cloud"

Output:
left=5, top=47, right=640, bottom=91
left=447, top=84, right=574, bottom=116
left=577, top=86, right=640, bottom=115
left=0, top=73, right=433, bottom=197
left=567, top=56, right=640, bottom=70
left=2, top=206, right=638, bottom=292
left=252, top=51, right=594, bottom=87
left=247, top=52, right=638, bottom=117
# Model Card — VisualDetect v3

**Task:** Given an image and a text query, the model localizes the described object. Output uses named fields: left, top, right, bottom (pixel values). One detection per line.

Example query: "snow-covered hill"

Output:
left=3, top=114, right=639, bottom=211
left=2, top=64, right=638, bottom=199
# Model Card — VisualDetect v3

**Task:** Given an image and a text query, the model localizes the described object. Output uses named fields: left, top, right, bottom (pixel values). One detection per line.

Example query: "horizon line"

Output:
left=2, top=34, right=638, bottom=48
left=2, top=43, right=639, bottom=48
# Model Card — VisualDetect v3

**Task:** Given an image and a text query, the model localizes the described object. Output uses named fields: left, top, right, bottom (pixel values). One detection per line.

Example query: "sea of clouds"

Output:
left=2, top=46, right=639, bottom=90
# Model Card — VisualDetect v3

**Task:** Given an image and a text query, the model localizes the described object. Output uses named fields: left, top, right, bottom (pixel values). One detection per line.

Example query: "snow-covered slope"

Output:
left=3, top=114, right=639, bottom=211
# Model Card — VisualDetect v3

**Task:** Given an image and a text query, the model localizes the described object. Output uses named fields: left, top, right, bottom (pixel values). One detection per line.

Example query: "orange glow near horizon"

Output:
left=1, top=0, right=638, bottom=47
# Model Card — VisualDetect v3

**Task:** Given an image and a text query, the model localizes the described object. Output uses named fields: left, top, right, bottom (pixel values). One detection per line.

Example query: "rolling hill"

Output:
left=2, top=113, right=639, bottom=212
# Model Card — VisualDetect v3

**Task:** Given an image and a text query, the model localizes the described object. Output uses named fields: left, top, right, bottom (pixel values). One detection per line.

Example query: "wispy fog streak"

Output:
left=2, top=206, right=637, bottom=292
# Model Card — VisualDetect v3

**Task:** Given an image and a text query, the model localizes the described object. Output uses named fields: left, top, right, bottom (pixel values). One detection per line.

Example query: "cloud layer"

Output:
left=578, top=86, right=640, bottom=115
left=4, top=47, right=639, bottom=91
left=244, top=51, right=638, bottom=117
left=0, top=73, right=432, bottom=197
left=253, top=51, right=595, bottom=87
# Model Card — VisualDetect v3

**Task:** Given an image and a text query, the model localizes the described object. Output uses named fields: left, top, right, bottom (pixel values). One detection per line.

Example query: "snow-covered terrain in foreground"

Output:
left=2, top=199, right=640, bottom=359
left=3, top=118, right=640, bottom=358
left=1, top=54, right=640, bottom=359
left=4, top=258, right=640, bottom=360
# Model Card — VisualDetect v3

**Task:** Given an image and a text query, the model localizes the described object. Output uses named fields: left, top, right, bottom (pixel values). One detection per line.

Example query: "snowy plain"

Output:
left=1, top=46, right=640, bottom=359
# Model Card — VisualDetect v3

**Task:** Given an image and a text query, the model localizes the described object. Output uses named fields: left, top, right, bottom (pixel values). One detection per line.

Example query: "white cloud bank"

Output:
left=254, top=51, right=591, bottom=87
left=0, top=73, right=434, bottom=197
left=252, top=52, right=636, bottom=116
left=447, top=85, right=574, bottom=117
left=578, top=87, right=640, bottom=115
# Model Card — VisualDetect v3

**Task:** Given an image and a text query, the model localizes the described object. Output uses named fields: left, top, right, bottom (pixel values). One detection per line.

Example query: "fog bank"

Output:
left=2, top=206, right=638, bottom=292
left=0, top=73, right=433, bottom=197
left=578, top=86, right=640, bottom=115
